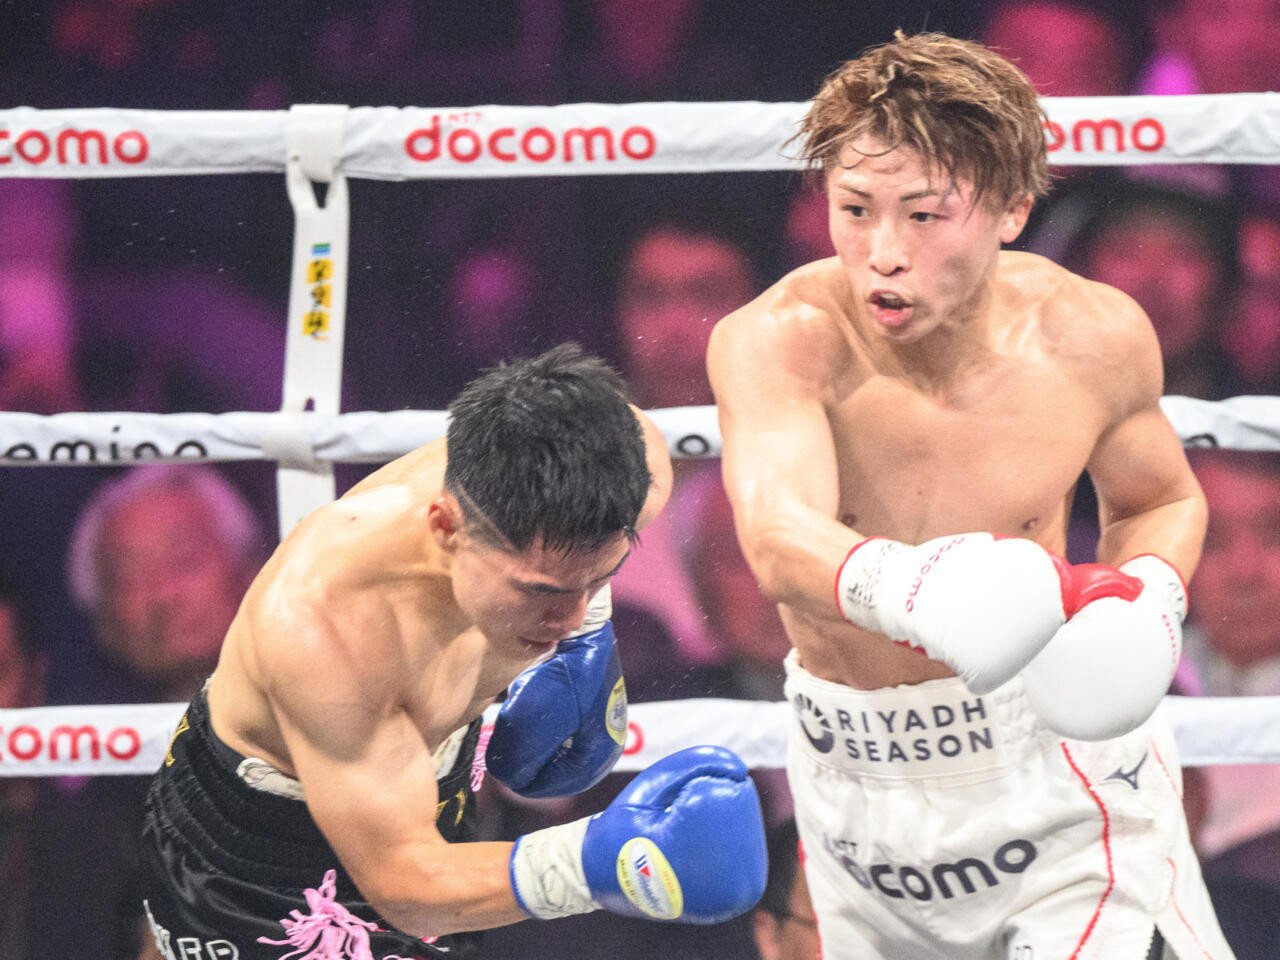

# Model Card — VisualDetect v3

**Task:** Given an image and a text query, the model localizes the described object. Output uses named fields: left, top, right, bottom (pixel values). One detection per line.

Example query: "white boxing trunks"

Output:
left=784, top=651, right=1234, bottom=960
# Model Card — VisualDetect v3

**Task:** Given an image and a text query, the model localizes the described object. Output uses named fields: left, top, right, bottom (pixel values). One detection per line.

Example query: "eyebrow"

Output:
left=835, top=185, right=941, bottom=203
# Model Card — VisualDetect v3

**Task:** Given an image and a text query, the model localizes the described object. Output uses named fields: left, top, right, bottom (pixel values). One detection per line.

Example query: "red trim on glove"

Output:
left=833, top=537, right=885, bottom=621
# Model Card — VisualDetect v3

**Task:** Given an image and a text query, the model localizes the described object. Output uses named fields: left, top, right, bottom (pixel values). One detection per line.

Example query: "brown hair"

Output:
left=795, top=31, right=1050, bottom=210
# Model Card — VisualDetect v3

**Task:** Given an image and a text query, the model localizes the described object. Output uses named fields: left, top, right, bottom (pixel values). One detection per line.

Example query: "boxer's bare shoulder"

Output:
left=710, top=258, right=866, bottom=398
left=1001, top=249, right=1162, bottom=403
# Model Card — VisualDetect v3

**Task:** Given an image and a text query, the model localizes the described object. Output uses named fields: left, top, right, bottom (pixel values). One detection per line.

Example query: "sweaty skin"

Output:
left=708, top=138, right=1206, bottom=691
left=204, top=409, right=672, bottom=939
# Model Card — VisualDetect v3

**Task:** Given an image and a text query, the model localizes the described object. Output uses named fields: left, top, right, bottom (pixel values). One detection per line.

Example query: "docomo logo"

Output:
left=0, top=126, right=150, bottom=166
left=905, top=537, right=965, bottom=613
left=404, top=112, right=657, bottom=167
left=1044, top=115, right=1166, bottom=155
left=0, top=722, right=142, bottom=763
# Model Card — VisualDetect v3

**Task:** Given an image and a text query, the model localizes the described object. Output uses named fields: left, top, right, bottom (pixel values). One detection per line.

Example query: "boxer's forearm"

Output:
left=1095, top=492, right=1208, bottom=586
left=358, top=840, right=525, bottom=939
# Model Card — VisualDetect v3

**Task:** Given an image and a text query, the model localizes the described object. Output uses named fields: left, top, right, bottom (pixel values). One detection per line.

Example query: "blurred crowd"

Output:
left=2, top=0, right=1280, bottom=957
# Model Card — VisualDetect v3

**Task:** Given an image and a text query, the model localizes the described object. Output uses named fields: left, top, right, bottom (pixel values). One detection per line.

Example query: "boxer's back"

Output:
left=206, top=439, right=501, bottom=774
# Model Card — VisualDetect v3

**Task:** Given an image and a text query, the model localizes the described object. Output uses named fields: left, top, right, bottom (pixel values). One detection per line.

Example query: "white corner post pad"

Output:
left=276, top=103, right=352, bottom=539
left=509, top=818, right=599, bottom=920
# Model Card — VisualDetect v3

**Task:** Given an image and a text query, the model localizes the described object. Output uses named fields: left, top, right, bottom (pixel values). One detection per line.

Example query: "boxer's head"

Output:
left=436, top=344, right=649, bottom=652
left=796, top=30, right=1049, bottom=214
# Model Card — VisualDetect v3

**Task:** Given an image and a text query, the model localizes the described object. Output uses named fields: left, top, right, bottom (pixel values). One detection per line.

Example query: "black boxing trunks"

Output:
left=140, top=685, right=484, bottom=960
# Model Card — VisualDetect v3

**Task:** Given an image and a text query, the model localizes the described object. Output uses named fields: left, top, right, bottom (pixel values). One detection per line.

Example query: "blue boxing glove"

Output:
left=486, top=586, right=628, bottom=798
left=509, top=745, right=767, bottom=924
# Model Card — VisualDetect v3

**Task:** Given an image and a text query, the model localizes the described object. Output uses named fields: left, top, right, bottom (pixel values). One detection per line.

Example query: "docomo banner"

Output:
left=0, top=700, right=787, bottom=778
left=3, top=697, right=1280, bottom=777
left=3, top=94, right=1280, bottom=180
left=0, top=703, right=185, bottom=776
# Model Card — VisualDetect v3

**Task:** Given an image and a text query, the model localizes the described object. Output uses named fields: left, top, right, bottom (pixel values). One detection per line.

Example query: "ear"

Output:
left=999, top=192, right=1035, bottom=245
left=427, top=495, right=463, bottom=553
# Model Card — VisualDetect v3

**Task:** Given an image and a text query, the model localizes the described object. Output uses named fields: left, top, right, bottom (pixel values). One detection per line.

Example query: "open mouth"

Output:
left=869, top=290, right=913, bottom=326
left=871, top=290, right=909, bottom=310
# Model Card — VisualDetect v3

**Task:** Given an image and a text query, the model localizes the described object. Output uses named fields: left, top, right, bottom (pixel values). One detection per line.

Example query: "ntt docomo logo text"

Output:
left=1044, top=115, right=1166, bottom=154
left=0, top=127, right=149, bottom=166
left=404, top=111, right=657, bottom=166
left=0, top=722, right=142, bottom=763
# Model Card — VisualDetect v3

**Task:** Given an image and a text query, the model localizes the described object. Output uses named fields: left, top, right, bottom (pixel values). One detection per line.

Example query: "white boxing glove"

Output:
left=1022, top=554, right=1186, bottom=741
left=835, top=534, right=1142, bottom=694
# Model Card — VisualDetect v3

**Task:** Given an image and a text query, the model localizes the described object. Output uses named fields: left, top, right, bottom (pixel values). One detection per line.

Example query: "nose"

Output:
left=540, top=592, right=590, bottom=636
left=868, top=220, right=908, bottom=276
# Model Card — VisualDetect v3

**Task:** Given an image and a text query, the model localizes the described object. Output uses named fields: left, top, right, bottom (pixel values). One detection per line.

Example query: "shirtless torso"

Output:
left=710, top=148, right=1204, bottom=692
left=193, top=404, right=671, bottom=937
left=209, top=443, right=510, bottom=775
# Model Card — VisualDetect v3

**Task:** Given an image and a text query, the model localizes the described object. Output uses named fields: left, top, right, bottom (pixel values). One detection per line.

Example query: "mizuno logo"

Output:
left=1105, top=750, right=1148, bottom=791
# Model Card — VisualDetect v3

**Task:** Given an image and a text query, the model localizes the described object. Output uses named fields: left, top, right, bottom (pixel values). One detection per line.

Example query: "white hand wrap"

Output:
left=509, top=818, right=598, bottom=920
left=835, top=534, right=1069, bottom=694
left=565, top=584, right=612, bottom=639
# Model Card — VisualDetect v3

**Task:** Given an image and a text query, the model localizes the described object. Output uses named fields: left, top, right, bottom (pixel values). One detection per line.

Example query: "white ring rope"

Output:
left=0, top=396, right=1278, bottom=467
left=3, top=94, right=1278, bottom=778
left=2, top=95, right=1280, bottom=179
left=0, top=696, right=1276, bottom=778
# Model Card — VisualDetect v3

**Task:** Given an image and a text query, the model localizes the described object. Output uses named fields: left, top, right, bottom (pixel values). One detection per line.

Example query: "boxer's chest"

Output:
left=828, top=363, right=1106, bottom=545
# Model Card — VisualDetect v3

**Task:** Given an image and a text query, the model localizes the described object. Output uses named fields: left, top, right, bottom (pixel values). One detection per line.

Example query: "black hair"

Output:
left=759, top=818, right=803, bottom=918
left=444, top=342, right=651, bottom=554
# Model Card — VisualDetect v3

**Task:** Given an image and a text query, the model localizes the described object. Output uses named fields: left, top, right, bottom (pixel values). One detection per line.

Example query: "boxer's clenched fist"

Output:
left=1022, top=554, right=1187, bottom=741
left=835, top=533, right=1142, bottom=694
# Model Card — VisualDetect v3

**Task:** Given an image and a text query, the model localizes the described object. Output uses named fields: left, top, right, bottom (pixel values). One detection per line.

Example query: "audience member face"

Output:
left=1163, top=0, right=1280, bottom=94
left=784, top=187, right=835, bottom=271
left=95, top=486, right=248, bottom=688
left=589, top=0, right=701, bottom=79
left=693, top=486, right=790, bottom=666
left=753, top=856, right=820, bottom=960
left=982, top=1, right=1128, bottom=97
left=1239, top=211, right=1280, bottom=283
left=618, top=226, right=754, bottom=408
left=1224, top=279, right=1280, bottom=390
left=0, top=602, right=43, bottom=710
left=1191, top=458, right=1280, bottom=666
left=447, top=248, right=537, bottom=362
left=1081, top=209, right=1219, bottom=362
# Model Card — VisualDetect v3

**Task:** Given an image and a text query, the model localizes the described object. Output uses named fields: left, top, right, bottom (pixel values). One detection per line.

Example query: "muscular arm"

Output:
left=262, top=608, right=523, bottom=939
left=707, top=305, right=861, bottom=625
left=1086, top=294, right=1207, bottom=583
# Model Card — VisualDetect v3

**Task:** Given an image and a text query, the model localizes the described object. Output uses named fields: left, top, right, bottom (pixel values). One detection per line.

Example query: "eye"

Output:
left=910, top=211, right=939, bottom=223
left=842, top=204, right=867, bottom=219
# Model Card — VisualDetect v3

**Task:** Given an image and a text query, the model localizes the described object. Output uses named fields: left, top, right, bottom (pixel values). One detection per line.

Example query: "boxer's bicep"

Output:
left=708, top=314, right=861, bottom=617
left=1084, top=296, right=1207, bottom=578
left=1089, top=403, right=1207, bottom=579
left=269, top=651, right=444, bottom=868
left=263, top=623, right=522, bottom=936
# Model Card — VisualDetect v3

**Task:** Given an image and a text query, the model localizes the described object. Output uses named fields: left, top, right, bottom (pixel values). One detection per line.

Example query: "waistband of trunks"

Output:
left=783, top=651, right=1050, bottom=783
